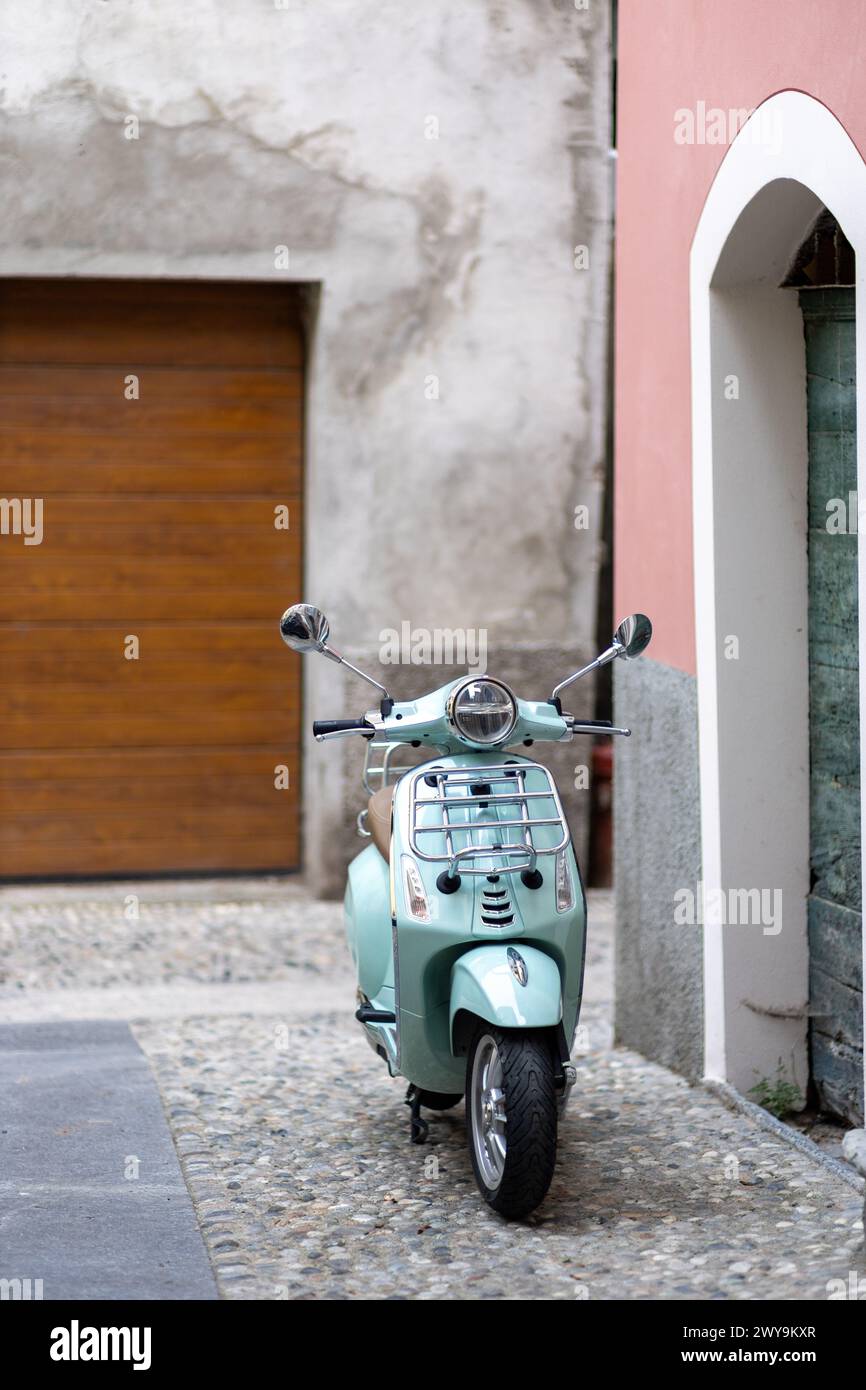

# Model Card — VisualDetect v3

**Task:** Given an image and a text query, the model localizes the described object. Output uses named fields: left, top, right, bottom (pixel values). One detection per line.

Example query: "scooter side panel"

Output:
left=449, top=943, right=564, bottom=1038
left=393, top=945, right=566, bottom=1095
left=344, top=843, right=393, bottom=1003
left=397, top=1003, right=467, bottom=1094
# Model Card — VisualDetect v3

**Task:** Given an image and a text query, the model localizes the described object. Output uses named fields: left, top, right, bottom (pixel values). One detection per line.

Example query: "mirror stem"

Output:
left=322, top=644, right=390, bottom=699
left=551, top=642, right=623, bottom=703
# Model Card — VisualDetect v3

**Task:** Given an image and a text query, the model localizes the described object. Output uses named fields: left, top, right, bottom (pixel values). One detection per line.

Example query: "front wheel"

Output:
left=466, top=1027, right=558, bottom=1219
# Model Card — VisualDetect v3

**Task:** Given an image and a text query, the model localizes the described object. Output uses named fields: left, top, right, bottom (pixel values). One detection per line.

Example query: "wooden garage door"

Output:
left=0, top=279, right=303, bottom=877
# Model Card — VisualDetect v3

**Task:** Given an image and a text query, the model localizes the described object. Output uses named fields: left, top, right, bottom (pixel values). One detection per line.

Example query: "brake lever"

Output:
left=566, top=719, right=631, bottom=737
left=314, top=727, right=376, bottom=742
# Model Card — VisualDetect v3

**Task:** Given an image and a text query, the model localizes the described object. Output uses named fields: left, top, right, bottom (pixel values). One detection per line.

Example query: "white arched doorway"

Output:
left=691, top=90, right=866, bottom=1101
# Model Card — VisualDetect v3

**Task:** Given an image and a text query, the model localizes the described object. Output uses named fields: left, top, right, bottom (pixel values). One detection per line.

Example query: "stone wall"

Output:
left=613, top=657, right=704, bottom=1078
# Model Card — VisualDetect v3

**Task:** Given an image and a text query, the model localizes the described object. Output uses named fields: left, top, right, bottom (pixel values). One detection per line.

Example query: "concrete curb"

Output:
left=0, top=977, right=354, bottom=1024
left=703, top=1078, right=865, bottom=1194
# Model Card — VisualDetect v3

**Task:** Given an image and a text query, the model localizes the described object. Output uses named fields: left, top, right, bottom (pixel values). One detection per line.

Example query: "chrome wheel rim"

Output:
left=470, top=1034, right=507, bottom=1189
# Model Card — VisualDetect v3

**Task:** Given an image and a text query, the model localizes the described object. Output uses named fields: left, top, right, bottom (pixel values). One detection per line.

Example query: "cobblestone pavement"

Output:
left=2, top=879, right=863, bottom=1300
left=0, top=878, right=345, bottom=990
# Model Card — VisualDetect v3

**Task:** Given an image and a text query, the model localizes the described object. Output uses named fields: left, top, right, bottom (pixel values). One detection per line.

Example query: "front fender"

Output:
left=449, top=944, right=563, bottom=1045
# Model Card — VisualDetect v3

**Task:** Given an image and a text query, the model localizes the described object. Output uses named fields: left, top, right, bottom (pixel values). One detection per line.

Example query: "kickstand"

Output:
left=404, top=1084, right=429, bottom=1144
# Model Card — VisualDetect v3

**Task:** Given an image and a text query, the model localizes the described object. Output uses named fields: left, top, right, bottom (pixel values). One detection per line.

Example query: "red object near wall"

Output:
left=588, top=739, right=613, bottom=887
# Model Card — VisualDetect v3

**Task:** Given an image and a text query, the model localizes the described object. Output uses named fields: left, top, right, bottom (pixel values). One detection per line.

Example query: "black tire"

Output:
left=417, top=1090, right=463, bottom=1111
left=466, top=1026, right=558, bottom=1219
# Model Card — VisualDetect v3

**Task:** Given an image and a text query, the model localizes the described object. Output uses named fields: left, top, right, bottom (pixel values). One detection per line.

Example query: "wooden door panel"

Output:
left=0, top=280, right=304, bottom=367
left=0, top=746, right=298, bottom=788
left=0, top=835, right=300, bottom=878
left=0, top=625, right=299, bottom=685
left=0, top=278, right=303, bottom=877
left=0, top=396, right=302, bottom=435
left=1, top=766, right=300, bottom=814
left=0, top=554, right=300, bottom=590
left=0, top=365, right=304, bottom=399
left=0, top=587, right=300, bottom=622
left=10, top=519, right=301, bottom=561
left=2, top=460, right=300, bottom=496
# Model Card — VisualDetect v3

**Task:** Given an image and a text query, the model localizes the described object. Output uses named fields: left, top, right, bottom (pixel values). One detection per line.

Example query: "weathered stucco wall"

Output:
left=2, top=1, right=612, bottom=892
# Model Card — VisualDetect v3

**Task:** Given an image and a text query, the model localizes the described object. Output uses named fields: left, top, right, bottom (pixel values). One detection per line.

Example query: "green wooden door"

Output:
left=802, top=287, right=863, bottom=1125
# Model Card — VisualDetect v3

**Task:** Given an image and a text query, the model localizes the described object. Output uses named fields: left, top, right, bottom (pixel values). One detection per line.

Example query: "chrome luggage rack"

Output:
left=408, top=761, right=570, bottom=878
left=356, top=739, right=432, bottom=838
left=362, top=739, right=418, bottom=796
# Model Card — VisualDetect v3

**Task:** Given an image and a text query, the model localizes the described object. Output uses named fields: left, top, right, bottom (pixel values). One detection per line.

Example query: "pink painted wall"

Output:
left=615, top=0, right=866, bottom=675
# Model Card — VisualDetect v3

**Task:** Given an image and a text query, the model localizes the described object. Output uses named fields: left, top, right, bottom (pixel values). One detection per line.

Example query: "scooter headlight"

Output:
left=448, top=677, right=517, bottom=745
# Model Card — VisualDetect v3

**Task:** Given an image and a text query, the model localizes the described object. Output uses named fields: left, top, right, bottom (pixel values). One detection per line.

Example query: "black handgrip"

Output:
left=312, top=718, right=373, bottom=737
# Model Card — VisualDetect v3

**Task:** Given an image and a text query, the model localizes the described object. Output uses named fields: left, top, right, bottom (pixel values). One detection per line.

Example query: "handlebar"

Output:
left=567, top=717, right=631, bottom=737
left=312, top=718, right=374, bottom=741
left=311, top=715, right=629, bottom=744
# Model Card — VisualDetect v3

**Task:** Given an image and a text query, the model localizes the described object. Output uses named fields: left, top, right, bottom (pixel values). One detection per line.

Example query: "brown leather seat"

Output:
left=368, top=783, right=395, bottom=861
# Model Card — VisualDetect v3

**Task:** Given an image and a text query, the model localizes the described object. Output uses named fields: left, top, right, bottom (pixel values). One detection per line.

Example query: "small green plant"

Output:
left=749, top=1062, right=803, bottom=1118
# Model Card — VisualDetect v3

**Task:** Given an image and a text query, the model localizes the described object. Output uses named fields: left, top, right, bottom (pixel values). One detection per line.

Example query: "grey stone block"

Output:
left=613, top=657, right=704, bottom=1079
left=842, top=1127, right=866, bottom=1176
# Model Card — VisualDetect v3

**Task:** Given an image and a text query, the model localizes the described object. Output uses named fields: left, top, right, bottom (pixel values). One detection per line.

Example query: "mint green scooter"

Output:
left=280, top=605, right=652, bottom=1219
